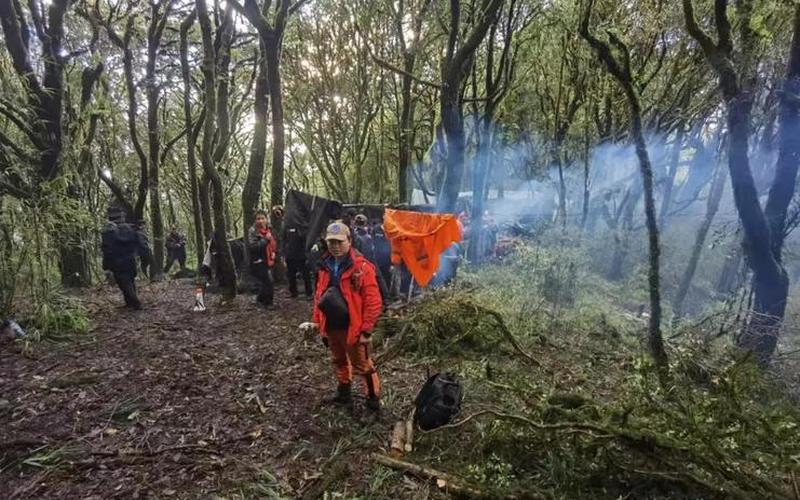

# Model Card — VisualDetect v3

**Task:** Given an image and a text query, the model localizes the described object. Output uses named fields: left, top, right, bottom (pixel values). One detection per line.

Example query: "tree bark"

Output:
left=146, top=1, right=172, bottom=281
left=242, top=41, right=269, bottom=237
left=266, top=34, right=286, bottom=282
left=179, top=10, right=206, bottom=270
left=197, top=0, right=237, bottom=298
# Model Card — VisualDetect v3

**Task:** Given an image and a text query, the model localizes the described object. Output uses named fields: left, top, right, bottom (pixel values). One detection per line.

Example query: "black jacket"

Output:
left=282, top=224, right=307, bottom=260
left=101, top=222, right=151, bottom=275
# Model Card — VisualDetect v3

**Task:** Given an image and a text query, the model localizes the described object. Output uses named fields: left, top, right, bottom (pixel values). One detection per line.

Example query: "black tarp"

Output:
left=284, top=190, right=343, bottom=255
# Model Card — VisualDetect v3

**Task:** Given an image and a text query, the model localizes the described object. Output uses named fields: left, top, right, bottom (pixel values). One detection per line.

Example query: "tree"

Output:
left=436, top=0, right=505, bottom=212
left=0, top=0, right=70, bottom=195
left=196, top=0, right=237, bottom=299
left=469, top=0, right=530, bottom=261
left=146, top=0, right=174, bottom=281
left=682, top=0, right=800, bottom=363
left=179, top=9, right=207, bottom=270
left=580, top=0, right=669, bottom=377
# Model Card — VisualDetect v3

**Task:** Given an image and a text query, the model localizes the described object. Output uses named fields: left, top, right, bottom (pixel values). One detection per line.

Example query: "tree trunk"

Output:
left=658, top=125, right=685, bottom=230
left=435, top=0, right=504, bottom=213
left=468, top=115, right=493, bottom=262
left=580, top=5, right=668, bottom=376
left=580, top=130, right=591, bottom=231
left=764, top=7, right=800, bottom=263
left=242, top=42, right=269, bottom=236
left=682, top=0, right=795, bottom=364
left=265, top=35, right=286, bottom=282
left=437, top=85, right=466, bottom=212
left=555, top=151, right=567, bottom=228
left=672, top=164, right=726, bottom=320
left=199, top=173, right=213, bottom=243
left=627, top=89, right=669, bottom=376
left=60, top=62, right=103, bottom=287
left=179, top=11, right=205, bottom=269
left=398, top=59, right=414, bottom=204
left=738, top=6, right=800, bottom=361
left=607, top=184, right=638, bottom=281
left=197, top=0, right=236, bottom=299
left=146, top=2, right=171, bottom=281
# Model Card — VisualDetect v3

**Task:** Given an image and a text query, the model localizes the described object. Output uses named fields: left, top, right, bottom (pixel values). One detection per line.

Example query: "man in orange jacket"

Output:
left=308, top=221, right=383, bottom=412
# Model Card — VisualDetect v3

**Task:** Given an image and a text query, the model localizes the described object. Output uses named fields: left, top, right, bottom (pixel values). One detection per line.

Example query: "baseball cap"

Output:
left=354, top=214, right=367, bottom=225
left=325, top=221, right=350, bottom=241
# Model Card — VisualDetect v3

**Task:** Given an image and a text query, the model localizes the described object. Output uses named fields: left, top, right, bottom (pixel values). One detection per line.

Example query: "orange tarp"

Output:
left=382, top=208, right=462, bottom=287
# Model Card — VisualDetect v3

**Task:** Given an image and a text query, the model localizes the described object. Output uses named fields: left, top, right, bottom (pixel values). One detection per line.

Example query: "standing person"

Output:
left=247, top=210, right=277, bottom=307
left=101, top=207, right=152, bottom=310
left=353, top=214, right=390, bottom=301
left=372, top=224, right=393, bottom=295
left=309, top=222, right=383, bottom=413
left=282, top=218, right=312, bottom=298
left=164, top=226, right=187, bottom=274
left=136, top=221, right=153, bottom=279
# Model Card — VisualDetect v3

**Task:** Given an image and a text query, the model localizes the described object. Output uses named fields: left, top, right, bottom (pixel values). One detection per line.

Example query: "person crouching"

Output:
left=312, top=222, right=383, bottom=413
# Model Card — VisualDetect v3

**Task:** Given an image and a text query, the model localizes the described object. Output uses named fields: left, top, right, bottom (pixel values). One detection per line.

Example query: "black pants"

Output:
left=113, top=270, right=141, bottom=309
left=286, top=258, right=312, bottom=297
left=375, top=267, right=390, bottom=303
left=165, top=248, right=187, bottom=273
left=251, top=263, right=274, bottom=306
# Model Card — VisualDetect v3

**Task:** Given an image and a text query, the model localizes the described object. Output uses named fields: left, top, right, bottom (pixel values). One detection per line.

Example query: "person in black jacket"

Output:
left=164, top=226, right=187, bottom=274
left=282, top=221, right=312, bottom=298
left=353, top=214, right=389, bottom=301
left=101, top=207, right=152, bottom=310
left=247, top=210, right=277, bottom=307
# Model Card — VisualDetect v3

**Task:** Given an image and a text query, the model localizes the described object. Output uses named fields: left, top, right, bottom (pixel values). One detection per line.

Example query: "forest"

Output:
left=2, top=0, right=800, bottom=498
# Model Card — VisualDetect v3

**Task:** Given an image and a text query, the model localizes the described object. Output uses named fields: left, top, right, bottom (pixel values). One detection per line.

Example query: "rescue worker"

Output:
left=282, top=217, right=312, bottom=298
left=309, top=222, right=383, bottom=413
left=101, top=206, right=152, bottom=310
left=164, top=226, right=187, bottom=273
left=247, top=209, right=277, bottom=307
left=352, top=214, right=375, bottom=261
left=353, top=214, right=390, bottom=302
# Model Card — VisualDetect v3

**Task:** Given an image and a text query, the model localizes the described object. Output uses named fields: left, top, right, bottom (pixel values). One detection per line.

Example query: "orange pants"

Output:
left=327, top=329, right=381, bottom=398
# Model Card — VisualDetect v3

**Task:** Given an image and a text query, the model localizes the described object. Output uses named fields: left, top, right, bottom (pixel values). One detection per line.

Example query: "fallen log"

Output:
left=390, top=422, right=406, bottom=457
left=372, top=453, right=486, bottom=498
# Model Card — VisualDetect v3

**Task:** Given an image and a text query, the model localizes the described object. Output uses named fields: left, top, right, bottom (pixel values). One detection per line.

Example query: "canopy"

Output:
left=382, top=208, right=462, bottom=287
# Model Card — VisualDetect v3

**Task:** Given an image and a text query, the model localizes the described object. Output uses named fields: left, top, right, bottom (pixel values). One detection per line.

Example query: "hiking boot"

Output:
left=327, top=383, right=352, bottom=406
left=365, top=396, right=381, bottom=413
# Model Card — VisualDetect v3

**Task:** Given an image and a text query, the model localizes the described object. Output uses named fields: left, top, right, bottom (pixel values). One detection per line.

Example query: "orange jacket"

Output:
left=383, top=208, right=463, bottom=287
left=313, top=249, right=383, bottom=346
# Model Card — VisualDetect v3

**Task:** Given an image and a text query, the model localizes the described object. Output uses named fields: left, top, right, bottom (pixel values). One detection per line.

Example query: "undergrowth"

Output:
left=372, top=245, right=800, bottom=499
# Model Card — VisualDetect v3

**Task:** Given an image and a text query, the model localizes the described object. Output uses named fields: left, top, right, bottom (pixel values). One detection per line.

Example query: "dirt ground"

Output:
left=0, top=279, right=425, bottom=499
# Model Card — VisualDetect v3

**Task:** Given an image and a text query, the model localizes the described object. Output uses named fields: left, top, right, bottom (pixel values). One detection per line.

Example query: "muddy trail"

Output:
left=1, top=280, right=423, bottom=499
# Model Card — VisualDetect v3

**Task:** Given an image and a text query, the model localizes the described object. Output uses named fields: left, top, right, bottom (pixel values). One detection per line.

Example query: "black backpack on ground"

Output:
left=414, top=372, right=463, bottom=430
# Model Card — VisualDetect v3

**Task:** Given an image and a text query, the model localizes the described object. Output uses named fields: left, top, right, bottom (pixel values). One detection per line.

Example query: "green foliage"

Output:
left=28, top=291, right=91, bottom=341
left=386, top=247, right=800, bottom=499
